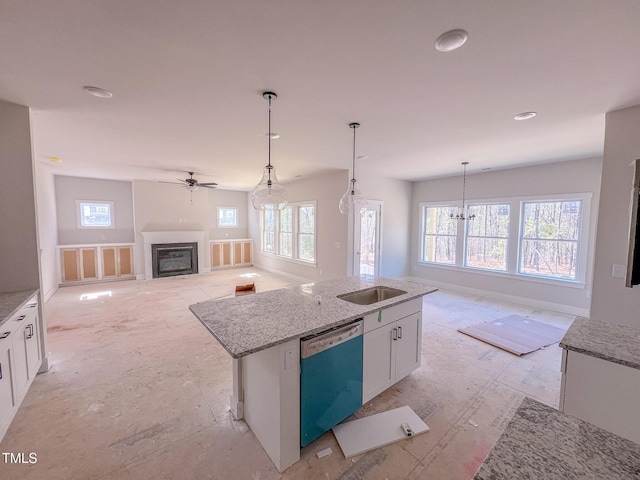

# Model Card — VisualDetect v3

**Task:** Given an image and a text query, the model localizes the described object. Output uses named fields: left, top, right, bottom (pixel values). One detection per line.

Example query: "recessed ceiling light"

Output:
left=48, top=156, right=63, bottom=163
left=83, top=86, right=113, bottom=98
left=357, top=155, right=368, bottom=160
left=263, top=133, right=280, bottom=139
left=435, top=29, right=468, bottom=52
left=514, top=111, right=537, bottom=121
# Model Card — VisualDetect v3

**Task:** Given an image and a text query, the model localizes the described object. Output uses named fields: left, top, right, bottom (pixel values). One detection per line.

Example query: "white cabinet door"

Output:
left=561, top=350, right=640, bottom=444
left=25, top=318, right=40, bottom=379
left=11, top=324, right=29, bottom=401
left=395, top=313, right=422, bottom=381
left=0, top=340, right=15, bottom=430
left=362, top=323, right=396, bottom=404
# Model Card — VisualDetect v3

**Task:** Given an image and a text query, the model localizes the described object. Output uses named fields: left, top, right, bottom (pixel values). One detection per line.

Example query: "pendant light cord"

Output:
left=267, top=94, right=273, bottom=185
left=351, top=125, right=357, bottom=194
left=462, top=162, right=467, bottom=212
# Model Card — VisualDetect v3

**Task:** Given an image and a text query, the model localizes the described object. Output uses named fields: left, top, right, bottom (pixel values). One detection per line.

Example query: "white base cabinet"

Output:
left=362, top=298, right=422, bottom=404
left=0, top=293, right=42, bottom=441
left=560, top=349, right=640, bottom=444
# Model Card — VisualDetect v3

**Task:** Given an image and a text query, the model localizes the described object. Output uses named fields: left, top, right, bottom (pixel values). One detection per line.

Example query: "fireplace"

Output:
left=151, top=242, right=198, bottom=278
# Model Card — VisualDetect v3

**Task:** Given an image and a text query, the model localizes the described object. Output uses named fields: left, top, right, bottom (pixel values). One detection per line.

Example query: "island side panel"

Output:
left=242, top=339, right=300, bottom=472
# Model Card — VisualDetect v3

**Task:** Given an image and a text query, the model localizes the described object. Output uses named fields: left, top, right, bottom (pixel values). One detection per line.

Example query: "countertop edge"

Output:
left=559, top=342, right=640, bottom=370
left=0, top=288, right=40, bottom=329
left=190, top=287, right=437, bottom=358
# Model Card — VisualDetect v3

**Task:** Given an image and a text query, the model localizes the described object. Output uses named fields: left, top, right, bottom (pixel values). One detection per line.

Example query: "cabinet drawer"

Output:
left=363, top=297, right=422, bottom=333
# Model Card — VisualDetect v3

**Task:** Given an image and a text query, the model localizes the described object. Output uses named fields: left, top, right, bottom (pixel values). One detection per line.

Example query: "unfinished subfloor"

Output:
left=0, top=268, right=574, bottom=479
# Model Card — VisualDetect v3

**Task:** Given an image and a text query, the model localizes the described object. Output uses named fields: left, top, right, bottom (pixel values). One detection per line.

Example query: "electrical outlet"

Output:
left=612, top=264, right=626, bottom=278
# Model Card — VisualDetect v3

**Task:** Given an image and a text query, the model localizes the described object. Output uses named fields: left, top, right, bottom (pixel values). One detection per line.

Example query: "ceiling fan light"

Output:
left=187, top=184, right=198, bottom=192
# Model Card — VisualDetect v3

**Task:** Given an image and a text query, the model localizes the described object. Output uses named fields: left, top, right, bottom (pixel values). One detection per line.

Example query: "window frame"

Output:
left=419, top=203, right=459, bottom=265
left=75, top=200, right=115, bottom=229
left=418, top=193, right=591, bottom=286
left=464, top=202, right=511, bottom=273
left=216, top=206, right=238, bottom=228
left=517, top=198, right=583, bottom=282
left=260, top=201, right=317, bottom=265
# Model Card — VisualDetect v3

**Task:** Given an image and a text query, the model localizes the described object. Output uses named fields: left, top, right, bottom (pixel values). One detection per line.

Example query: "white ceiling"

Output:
left=2, top=0, right=640, bottom=190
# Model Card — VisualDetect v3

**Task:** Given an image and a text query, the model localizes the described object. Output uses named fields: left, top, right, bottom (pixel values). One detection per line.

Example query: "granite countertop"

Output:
left=475, top=397, right=640, bottom=479
left=0, top=289, right=39, bottom=329
left=559, top=316, right=640, bottom=370
left=189, top=276, right=437, bottom=358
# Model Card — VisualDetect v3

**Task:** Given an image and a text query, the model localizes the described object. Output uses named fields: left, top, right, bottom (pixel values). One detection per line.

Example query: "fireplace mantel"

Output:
left=140, top=230, right=208, bottom=280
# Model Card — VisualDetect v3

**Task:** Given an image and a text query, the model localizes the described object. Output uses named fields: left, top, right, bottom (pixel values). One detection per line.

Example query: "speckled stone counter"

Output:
left=475, top=397, right=640, bottom=479
left=559, top=316, right=640, bottom=370
left=0, top=289, right=39, bottom=329
left=189, top=276, right=436, bottom=358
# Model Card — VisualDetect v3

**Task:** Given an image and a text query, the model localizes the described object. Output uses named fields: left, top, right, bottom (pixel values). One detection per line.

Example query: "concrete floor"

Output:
left=0, top=268, right=574, bottom=480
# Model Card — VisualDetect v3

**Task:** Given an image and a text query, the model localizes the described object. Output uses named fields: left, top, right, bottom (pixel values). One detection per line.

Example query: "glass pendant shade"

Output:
left=250, top=165, right=288, bottom=210
left=252, top=90, right=288, bottom=211
left=339, top=178, right=367, bottom=214
left=339, top=122, right=367, bottom=214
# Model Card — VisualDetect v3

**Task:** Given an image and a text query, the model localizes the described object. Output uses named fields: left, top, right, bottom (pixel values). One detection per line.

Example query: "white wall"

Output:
left=209, top=189, right=249, bottom=240
left=34, top=164, right=59, bottom=301
left=409, top=158, right=602, bottom=316
left=55, top=176, right=135, bottom=244
left=590, top=104, right=640, bottom=327
left=0, top=100, right=39, bottom=292
left=249, top=171, right=349, bottom=282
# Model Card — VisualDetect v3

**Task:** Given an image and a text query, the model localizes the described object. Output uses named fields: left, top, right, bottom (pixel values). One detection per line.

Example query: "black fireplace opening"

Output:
left=151, top=242, right=198, bottom=278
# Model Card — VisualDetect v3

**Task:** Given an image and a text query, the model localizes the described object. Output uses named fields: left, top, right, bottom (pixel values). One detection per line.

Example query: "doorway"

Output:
left=354, top=202, right=382, bottom=278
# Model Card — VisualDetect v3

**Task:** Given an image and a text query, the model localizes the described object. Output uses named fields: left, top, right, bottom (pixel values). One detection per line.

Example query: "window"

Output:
left=263, top=208, right=275, bottom=253
left=298, top=205, right=315, bottom=262
left=76, top=200, right=114, bottom=229
left=421, top=205, right=457, bottom=264
left=465, top=203, right=510, bottom=271
left=279, top=207, right=293, bottom=257
left=419, top=194, right=589, bottom=284
left=519, top=200, right=581, bottom=280
left=217, top=207, right=238, bottom=228
left=261, top=202, right=316, bottom=263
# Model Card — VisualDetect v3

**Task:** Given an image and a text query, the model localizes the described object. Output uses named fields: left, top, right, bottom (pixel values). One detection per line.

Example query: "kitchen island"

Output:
left=189, top=276, right=437, bottom=471
left=474, top=397, right=640, bottom=479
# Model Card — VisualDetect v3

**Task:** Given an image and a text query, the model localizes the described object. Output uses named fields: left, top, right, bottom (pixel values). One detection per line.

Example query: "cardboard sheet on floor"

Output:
left=332, top=406, right=429, bottom=458
left=458, top=314, right=566, bottom=356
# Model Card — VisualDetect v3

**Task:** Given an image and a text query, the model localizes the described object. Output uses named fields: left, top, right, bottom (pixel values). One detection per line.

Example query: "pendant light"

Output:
left=251, top=91, right=288, bottom=211
left=450, top=161, right=475, bottom=221
left=339, top=122, right=367, bottom=214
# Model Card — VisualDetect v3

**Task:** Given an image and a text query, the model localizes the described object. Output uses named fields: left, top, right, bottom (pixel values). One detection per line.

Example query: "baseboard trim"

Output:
left=401, top=276, right=588, bottom=317
left=252, top=264, right=313, bottom=284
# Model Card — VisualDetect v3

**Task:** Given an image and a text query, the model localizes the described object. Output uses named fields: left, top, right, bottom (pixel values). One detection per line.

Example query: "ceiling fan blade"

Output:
left=198, top=182, right=218, bottom=186
left=159, top=181, right=186, bottom=185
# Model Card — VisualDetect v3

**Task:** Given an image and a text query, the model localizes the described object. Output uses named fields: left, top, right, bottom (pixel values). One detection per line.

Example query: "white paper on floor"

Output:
left=332, top=406, right=429, bottom=458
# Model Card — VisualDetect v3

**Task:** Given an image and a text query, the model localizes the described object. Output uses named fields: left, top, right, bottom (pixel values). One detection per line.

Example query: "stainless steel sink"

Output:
left=337, top=286, right=407, bottom=305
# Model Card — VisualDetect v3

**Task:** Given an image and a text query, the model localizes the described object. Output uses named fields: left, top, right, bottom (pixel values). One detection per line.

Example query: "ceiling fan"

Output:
left=162, top=172, right=218, bottom=191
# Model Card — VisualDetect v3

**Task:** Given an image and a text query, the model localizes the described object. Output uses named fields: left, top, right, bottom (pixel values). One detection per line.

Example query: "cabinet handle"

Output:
left=392, top=327, right=397, bottom=341
left=0, top=331, right=10, bottom=339
left=398, top=326, right=403, bottom=339
left=16, top=315, right=26, bottom=322
left=26, top=324, right=34, bottom=339
left=0, top=362, right=2, bottom=379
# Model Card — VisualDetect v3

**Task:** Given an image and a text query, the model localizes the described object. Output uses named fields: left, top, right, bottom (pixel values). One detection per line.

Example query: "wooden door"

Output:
left=101, top=247, right=117, bottom=277
left=233, top=242, right=243, bottom=266
left=80, top=248, right=98, bottom=280
left=118, top=246, right=133, bottom=276
left=243, top=241, right=252, bottom=265
left=221, top=242, right=232, bottom=267
left=211, top=242, right=222, bottom=268
left=61, top=249, right=80, bottom=282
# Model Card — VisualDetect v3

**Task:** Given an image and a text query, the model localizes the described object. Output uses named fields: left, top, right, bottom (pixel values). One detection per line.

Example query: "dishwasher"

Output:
left=300, top=319, right=363, bottom=447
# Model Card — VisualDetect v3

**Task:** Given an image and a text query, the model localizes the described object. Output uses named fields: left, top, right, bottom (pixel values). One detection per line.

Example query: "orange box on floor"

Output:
left=235, top=283, right=256, bottom=296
